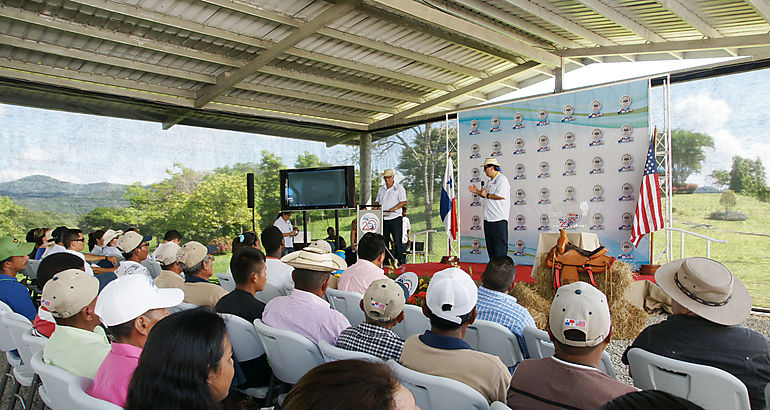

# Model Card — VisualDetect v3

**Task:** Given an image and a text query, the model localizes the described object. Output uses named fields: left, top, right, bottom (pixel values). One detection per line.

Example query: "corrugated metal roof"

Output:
left=1, top=0, right=769, bottom=145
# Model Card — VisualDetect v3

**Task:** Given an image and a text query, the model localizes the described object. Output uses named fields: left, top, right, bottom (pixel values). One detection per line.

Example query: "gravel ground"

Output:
left=608, top=313, right=770, bottom=386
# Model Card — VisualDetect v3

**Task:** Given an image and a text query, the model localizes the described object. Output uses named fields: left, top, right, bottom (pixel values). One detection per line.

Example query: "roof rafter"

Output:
left=573, top=0, right=666, bottom=43
left=558, top=34, right=770, bottom=57
left=746, top=0, right=770, bottom=24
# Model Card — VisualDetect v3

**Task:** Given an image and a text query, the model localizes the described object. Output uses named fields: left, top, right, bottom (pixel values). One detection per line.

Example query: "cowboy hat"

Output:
left=655, top=257, right=750, bottom=326
left=282, top=245, right=347, bottom=272
left=482, top=158, right=501, bottom=167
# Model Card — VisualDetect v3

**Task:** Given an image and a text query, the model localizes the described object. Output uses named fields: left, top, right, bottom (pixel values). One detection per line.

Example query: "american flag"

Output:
left=631, top=139, right=664, bottom=246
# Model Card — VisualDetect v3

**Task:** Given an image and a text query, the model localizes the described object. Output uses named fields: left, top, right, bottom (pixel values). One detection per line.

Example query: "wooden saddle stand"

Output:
left=546, top=230, right=615, bottom=289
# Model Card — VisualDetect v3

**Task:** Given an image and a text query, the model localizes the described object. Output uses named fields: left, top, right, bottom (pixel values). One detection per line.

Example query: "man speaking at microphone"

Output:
left=375, top=169, right=407, bottom=266
left=468, top=158, right=511, bottom=260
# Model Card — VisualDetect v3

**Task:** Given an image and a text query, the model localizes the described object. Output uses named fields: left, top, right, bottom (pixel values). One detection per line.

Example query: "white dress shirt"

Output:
left=376, top=183, right=407, bottom=221
left=484, top=172, right=511, bottom=222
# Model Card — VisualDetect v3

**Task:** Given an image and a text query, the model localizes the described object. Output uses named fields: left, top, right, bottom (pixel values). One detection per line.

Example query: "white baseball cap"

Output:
left=95, top=274, right=184, bottom=327
left=154, top=242, right=181, bottom=266
left=549, top=282, right=611, bottom=348
left=425, top=268, right=477, bottom=324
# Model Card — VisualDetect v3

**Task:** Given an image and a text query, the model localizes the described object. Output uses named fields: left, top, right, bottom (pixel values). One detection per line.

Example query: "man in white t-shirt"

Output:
left=260, top=226, right=294, bottom=301
left=114, top=232, right=152, bottom=278
left=274, top=212, right=299, bottom=256
left=375, top=169, right=407, bottom=266
left=401, top=205, right=412, bottom=251
left=468, top=158, right=511, bottom=260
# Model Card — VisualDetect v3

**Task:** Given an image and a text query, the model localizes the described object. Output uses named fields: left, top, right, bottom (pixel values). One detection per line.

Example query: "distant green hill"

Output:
left=0, top=175, right=128, bottom=215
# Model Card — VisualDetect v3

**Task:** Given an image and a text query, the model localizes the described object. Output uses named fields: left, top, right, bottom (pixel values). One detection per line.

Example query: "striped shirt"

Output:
left=262, top=289, right=351, bottom=345
left=336, top=323, right=404, bottom=361
left=476, top=286, right=535, bottom=358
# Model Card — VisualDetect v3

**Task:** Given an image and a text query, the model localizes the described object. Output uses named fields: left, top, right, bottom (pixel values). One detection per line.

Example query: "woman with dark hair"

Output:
left=124, top=308, right=234, bottom=410
left=282, top=360, right=419, bottom=410
left=231, top=231, right=261, bottom=255
left=88, top=229, right=106, bottom=255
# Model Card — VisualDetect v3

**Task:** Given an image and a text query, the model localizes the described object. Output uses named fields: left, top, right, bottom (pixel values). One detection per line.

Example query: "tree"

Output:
left=671, top=129, right=714, bottom=186
left=0, top=196, right=26, bottom=237
left=720, top=190, right=737, bottom=212
left=729, top=156, right=770, bottom=202
left=256, top=151, right=285, bottom=229
left=709, top=170, right=730, bottom=190
left=294, top=151, right=330, bottom=169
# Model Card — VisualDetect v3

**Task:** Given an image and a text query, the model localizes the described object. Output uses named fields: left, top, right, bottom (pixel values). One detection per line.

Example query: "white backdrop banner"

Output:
left=458, top=79, right=650, bottom=268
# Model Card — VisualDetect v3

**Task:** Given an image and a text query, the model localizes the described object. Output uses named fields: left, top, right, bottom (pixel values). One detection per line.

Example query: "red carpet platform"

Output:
left=387, top=263, right=655, bottom=285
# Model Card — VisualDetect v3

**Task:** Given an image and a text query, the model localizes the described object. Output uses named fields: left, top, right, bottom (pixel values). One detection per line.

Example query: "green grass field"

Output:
left=653, top=193, right=770, bottom=307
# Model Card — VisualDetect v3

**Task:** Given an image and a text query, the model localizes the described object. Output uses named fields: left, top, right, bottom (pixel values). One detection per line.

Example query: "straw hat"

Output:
left=482, top=158, right=501, bottom=167
left=281, top=245, right=346, bottom=272
left=655, top=257, right=750, bottom=326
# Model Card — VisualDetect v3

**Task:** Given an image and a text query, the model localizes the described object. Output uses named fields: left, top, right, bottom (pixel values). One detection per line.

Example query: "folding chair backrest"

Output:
left=521, top=326, right=615, bottom=379
left=253, top=319, right=324, bottom=384
left=168, top=301, right=198, bottom=313
left=24, top=259, right=41, bottom=280
left=325, top=288, right=365, bottom=327
left=21, top=328, right=47, bottom=359
left=764, top=382, right=769, bottom=410
left=386, top=360, right=489, bottom=410
left=490, top=401, right=512, bottom=410
left=3, top=312, right=33, bottom=364
left=140, top=259, right=162, bottom=279
left=220, top=313, right=265, bottom=362
left=626, top=348, right=751, bottom=410
left=68, top=377, right=123, bottom=410
left=217, top=271, right=236, bottom=292
left=317, top=339, right=383, bottom=363
left=254, top=282, right=290, bottom=304
left=391, top=304, right=430, bottom=340
left=31, top=350, right=80, bottom=410
left=464, top=320, right=524, bottom=368
left=0, top=302, right=16, bottom=352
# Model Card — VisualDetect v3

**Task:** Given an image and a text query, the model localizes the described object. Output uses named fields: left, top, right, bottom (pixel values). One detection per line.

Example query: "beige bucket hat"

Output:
left=281, top=245, right=346, bottom=272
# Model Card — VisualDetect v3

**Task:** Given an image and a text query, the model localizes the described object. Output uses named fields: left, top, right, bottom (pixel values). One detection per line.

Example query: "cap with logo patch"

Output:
left=549, top=282, right=611, bottom=348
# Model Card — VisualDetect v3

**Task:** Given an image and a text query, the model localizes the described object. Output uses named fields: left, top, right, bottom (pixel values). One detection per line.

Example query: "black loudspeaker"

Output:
left=246, top=173, right=255, bottom=209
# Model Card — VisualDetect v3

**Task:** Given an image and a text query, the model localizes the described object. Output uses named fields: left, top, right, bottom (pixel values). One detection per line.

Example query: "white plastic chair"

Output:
left=391, top=304, right=430, bottom=340
left=626, top=347, right=751, bottom=410
left=168, top=301, right=198, bottom=313
left=3, top=312, right=38, bottom=409
left=490, top=401, right=512, bottom=410
left=21, top=328, right=47, bottom=361
left=141, top=259, right=162, bottom=279
left=325, top=288, right=365, bottom=327
left=217, top=271, right=236, bottom=293
left=0, top=301, right=19, bottom=396
left=386, top=360, right=489, bottom=410
left=219, top=314, right=269, bottom=400
left=464, top=320, right=525, bottom=368
left=254, top=282, right=291, bottom=304
left=317, top=339, right=383, bottom=363
left=31, top=350, right=81, bottom=410
left=523, top=326, right=615, bottom=379
left=764, top=382, right=769, bottom=410
left=68, top=377, right=123, bottom=410
left=24, top=259, right=41, bottom=280
left=252, top=319, right=324, bottom=385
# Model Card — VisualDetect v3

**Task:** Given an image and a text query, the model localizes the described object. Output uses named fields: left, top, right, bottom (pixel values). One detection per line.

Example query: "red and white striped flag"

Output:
left=631, top=138, right=665, bottom=247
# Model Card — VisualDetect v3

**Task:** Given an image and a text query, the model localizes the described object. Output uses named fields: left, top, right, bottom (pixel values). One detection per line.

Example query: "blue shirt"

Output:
left=476, top=286, right=535, bottom=358
left=184, top=275, right=208, bottom=283
left=0, top=276, right=37, bottom=321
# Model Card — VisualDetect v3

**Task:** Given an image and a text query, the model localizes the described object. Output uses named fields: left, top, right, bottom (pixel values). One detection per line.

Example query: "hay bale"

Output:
left=610, top=299, right=649, bottom=340
left=511, top=283, right=549, bottom=329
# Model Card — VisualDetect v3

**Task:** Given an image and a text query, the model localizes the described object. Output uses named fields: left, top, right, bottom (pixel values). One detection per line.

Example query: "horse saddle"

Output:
left=545, top=230, right=615, bottom=288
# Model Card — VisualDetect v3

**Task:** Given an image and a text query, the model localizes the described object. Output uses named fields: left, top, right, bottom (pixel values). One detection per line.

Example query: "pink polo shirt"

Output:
left=262, top=289, right=350, bottom=345
left=337, top=259, right=387, bottom=295
left=87, top=342, right=142, bottom=407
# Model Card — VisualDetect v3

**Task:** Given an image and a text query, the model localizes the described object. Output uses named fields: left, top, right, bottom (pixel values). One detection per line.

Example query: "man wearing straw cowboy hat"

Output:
left=468, top=157, right=511, bottom=260
left=375, top=168, right=407, bottom=266
left=622, top=257, right=770, bottom=409
left=261, top=244, right=350, bottom=345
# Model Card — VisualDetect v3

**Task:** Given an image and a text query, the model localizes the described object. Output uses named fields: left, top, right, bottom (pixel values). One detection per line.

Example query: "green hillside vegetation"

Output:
left=654, top=193, right=770, bottom=307
left=0, top=175, right=128, bottom=214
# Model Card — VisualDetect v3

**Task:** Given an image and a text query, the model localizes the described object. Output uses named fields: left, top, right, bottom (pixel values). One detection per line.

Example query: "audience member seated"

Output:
left=476, top=255, right=536, bottom=361
left=151, top=229, right=182, bottom=260
left=601, top=390, right=704, bottom=410
left=262, top=245, right=349, bottom=345
left=399, top=267, right=510, bottom=404
left=35, top=228, right=52, bottom=260
left=152, top=241, right=183, bottom=289
left=42, top=269, right=110, bottom=378
left=0, top=236, right=37, bottom=320
left=215, top=247, right=271, bottom=388
left=282, top=359, right=419, bottom=410
left=225, top=231, right=261, bottom=281
left=101, top=229, right=123, bottom=259
left=41, top=226, right=67, bottom=259
left=124, top=308, right=234, bottom=410
left=177, top=241, right=227, bottom=307
left=63, top=228, right=117, bottom=270
left=344, top=219, right=358, bottom=265
left=261, top=226, right=295, bottom=291
left=115, top=232, right=152, bottom=277
left=88, top=229, right=105, bottom=255
left=88, top=275, right=182, bottom=407
left=621, top=257, right=770, bottom=409
left=26, top=227, right=47, bottom=259
left=338, top=232, right=388, bottom=294
left=336, top=277, right=413, bottom=361
left=32, top=253, right=86, bottom=337
left=508, top=282, right=637, bottom=409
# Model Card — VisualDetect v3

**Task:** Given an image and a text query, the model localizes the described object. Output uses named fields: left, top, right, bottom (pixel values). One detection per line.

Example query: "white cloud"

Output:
left=673, top=93, right=731, bottom=131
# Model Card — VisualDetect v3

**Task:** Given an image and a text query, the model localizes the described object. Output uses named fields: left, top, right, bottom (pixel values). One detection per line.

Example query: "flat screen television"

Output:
left=280, top=166, right=356, bottom=211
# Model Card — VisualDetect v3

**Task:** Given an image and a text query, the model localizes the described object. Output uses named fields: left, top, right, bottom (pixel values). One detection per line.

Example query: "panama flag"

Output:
left=440, top=157, right=458, bottom=240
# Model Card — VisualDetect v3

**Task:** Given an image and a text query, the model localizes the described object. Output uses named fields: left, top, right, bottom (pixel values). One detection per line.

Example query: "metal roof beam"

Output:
left=201, top=0, right=486, bottom=79
left=558, top=34, right=770, bottom=57
left=370, top=61, right=540, bottom=127
left=500, top=0, right=616, bottom=47
left=655, top=0, right=722, bottom=38
left=213, top=96, right=369, bottom=127
left=235, top=83, right=396, bottom=114
left=194, top=0, right=361, bottom=108
left=746, top=0, right=770, bottom=23
left=361, top=0, right=561, bottom=66
left=573, top=0, right=666, bottom=43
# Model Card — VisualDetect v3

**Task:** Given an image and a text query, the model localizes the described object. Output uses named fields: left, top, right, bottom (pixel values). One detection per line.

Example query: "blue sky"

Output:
left=1, top=57, right=768, bottom=186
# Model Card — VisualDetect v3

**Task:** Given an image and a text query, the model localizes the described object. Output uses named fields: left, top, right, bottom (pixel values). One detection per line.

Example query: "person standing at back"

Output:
left=375, top=169, right=407, bottom=266
left=274, top=212, right=299, bottom=256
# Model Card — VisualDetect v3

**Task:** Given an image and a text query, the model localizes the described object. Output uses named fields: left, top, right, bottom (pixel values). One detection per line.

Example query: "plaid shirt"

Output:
left=476, top=286, right=536, bottom=358
left=336, top=323, right=404, bottom=361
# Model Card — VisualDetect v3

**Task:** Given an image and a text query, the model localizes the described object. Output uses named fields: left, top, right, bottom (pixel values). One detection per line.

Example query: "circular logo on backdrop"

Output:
left=359, top=213, right=380, bottom=233
left=591, top=100, right=602, bottom=112
left=513, top=112, right=523, bottom=124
